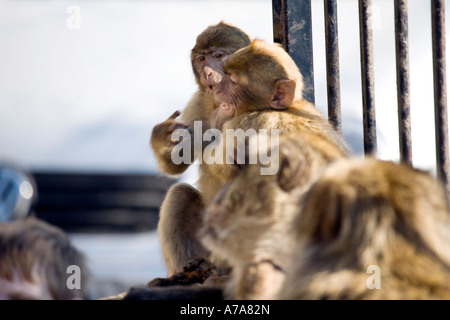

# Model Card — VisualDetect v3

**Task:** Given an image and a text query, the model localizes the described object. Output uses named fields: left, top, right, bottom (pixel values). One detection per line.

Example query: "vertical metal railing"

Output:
left=324, top=0, right=342, bottom=134
left=432, top=0, right=449, bottom=190
left=272, top=0, right=315, bottom=104
left=272, top=0, right=449, bottom=190
left=358, top=0, right=377, bottom=156
left=394, top=0, right=413, bottom=165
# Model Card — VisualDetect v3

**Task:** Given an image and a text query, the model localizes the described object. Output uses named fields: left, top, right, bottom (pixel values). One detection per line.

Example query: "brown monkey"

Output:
left=279, top=157, right=450, bottom=300
left=150, top=21, right=251, bottom=175
left=205, top=39, right=349, bottom=184
left=150, top=22, right=252, bottom=275
left=199, top=132, right=346, bottom=299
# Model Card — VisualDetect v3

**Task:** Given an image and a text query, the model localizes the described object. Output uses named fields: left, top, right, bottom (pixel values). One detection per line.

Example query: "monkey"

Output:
left=150, top=21, right=252, bottom=276
left=199, top=132, right=346, bottom=299
left=150, top=21, right=252, bottom=174
left=278, top=157, right=450, bottom=300
left=204, top=39, right=349, bottom=185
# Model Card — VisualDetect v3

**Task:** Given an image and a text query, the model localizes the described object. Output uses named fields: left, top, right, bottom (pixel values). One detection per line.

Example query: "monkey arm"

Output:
left=150, top=112, right=192, bottom=175
left=150, top=143, right=191, bottom=175
left=150, top=91, right=216, bottom=175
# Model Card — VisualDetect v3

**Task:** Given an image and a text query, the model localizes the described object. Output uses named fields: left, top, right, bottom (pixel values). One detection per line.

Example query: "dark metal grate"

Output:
left=394, top=0, right=413, bottom=165
left=272, top=0, right=315, bottom=104
left=324, top=0, right=342, bottom=134
left=272, top=0, right=449, bottom=191
left=432, top=0, right=449, bottom=189
left=358, top=0, right=377, bottom=157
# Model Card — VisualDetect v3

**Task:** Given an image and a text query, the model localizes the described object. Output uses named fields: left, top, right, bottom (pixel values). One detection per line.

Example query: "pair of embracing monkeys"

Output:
left=150, top=21, right=450, bottom=300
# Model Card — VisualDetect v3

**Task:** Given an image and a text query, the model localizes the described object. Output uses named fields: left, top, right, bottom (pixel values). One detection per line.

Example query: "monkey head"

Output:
left=191, top=21, right=251, bottom=94
left=198, top=133, right=327, bottom=268
left=214, top=39, right=304, bottom=117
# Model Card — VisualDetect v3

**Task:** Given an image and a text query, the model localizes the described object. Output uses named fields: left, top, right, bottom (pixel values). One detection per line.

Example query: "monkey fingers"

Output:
left=167, top=110, right=181, bottom=120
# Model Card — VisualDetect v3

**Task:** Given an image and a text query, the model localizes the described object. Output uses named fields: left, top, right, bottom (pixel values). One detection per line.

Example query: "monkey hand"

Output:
left=150, top=110, right=192, bottom=175
left=150, top=111, right=192, bottom=149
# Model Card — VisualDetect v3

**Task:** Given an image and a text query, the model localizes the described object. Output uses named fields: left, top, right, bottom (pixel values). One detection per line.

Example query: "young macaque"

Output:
left=150, top=22, right=252, bottom=276
left=278, top=157, right=450, bottom=300
left=199, top=132, right=345, bottom=299
left=204, top=38, right=350, bottom=183
left=150, top=21, right=251, bottom=176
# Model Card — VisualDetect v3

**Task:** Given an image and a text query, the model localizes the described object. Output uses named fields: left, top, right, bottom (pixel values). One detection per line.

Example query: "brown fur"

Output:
left=0, top=217, right=88, bottom=300
left=196, top=40, right=350, bottom=297
left=279, top=157, right=450, bottom=300
left=206, top=39, right=349, bottom=184
left=150, top=22, right=251, bottom=176
left=224, top=39, right=304, bottom=109
left=150, top=22, right=252, bottom=275
left=199, top=133, right=345, bottom=299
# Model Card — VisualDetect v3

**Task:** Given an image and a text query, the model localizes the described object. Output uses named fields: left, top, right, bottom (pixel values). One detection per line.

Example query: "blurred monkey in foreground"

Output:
left=199, top=133, right=345, bottom=299
left=279, top=157, right=450, bottom=300
left=0, top=217, right=89, bottom=300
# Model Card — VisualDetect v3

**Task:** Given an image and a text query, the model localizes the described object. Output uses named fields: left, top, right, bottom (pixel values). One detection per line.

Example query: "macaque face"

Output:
left=192, top=47, right=232, bottom=93
left=213, top=72, right=241, bottom=117
left=213, top=41, right=298, bottom=117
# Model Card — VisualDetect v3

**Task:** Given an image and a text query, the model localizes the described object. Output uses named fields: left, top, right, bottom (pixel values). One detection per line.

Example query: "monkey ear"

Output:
left=270, top=79, right=296, bottom=110
left=277, top=152, right=305, bottom=191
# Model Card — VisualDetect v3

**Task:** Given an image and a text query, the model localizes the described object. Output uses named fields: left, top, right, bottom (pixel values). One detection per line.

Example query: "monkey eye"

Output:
left=213, top=53, right=224, bottom=59
left=197, top=55, right=205, bottom=62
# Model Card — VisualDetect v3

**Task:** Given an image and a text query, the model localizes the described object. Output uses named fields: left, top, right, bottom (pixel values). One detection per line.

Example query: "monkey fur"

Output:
left=199, top=133, right=346, bottom=299
left=279, top=157, right=450, bottom=300
left=150, top=22, right=252, bottom=275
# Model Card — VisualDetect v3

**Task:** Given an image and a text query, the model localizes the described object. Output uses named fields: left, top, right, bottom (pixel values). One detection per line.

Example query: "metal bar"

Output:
left=394, top=0, right=413, bottom=165
left=273, top=0, right=315, bottom=103
left=358, top=0, right=377, bottom=156
left=324, top=0, right=342, bottom=134
left=431, top=0, right=449, bottom=189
